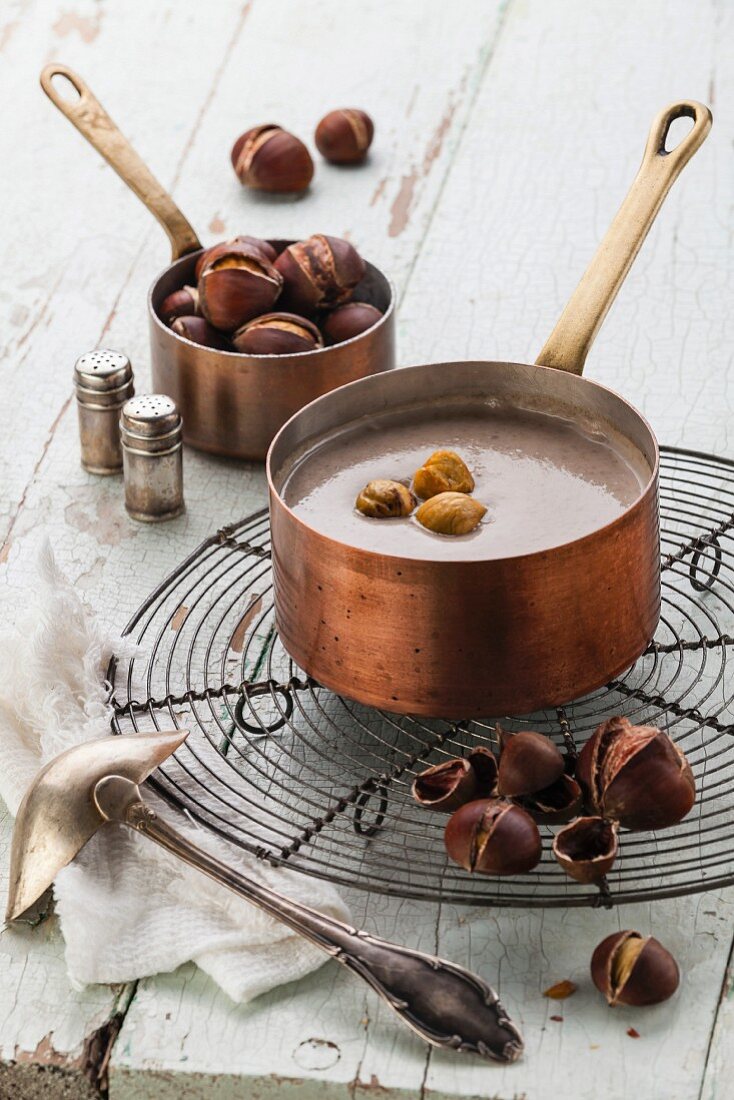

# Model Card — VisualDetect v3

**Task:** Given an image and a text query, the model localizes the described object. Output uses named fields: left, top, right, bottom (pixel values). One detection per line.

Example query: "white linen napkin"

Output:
left=0, top=542, right=350, bottom=1002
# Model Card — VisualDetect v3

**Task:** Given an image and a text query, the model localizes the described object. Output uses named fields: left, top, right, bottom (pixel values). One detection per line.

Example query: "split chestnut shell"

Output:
left=412, top=747, right=498, bottom=812
left=444, top=798, right=542, bottom=875
left=576, top=716, right=695, bottom=831
left=591, top=930, right=680, bottom=1007
left=552, top=816, right=619, bottom=884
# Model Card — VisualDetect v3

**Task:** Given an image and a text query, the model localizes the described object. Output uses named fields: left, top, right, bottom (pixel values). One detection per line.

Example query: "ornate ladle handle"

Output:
left=94, top=776, right=523, bottom=1063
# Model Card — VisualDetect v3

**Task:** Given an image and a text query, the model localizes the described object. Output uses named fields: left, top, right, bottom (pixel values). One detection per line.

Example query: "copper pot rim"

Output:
left=266, top=359, right=661, bottom=569
left=147, top=244, right=396, bottom=363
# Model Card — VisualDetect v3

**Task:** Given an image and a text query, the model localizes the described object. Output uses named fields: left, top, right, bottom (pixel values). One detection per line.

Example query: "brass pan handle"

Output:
left=536, top=100, right=712, bottom=375
left=40, top=64, right=202, bottom=261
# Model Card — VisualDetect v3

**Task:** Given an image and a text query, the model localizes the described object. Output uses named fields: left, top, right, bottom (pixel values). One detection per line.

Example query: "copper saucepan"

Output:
left=40, top=65, right=395, bottom=460
left=267, top=102, right=712, bottom=719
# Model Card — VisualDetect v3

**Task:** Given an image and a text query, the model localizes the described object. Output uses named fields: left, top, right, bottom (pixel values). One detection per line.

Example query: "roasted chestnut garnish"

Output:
left=232, top=312, right=322, bottom=355
left=159, top=285, right=199, bottom=325
left=356, top=479, right=415, bottom=519
left=444, top=798, right=542, bottom=875
left=198, top=244, right=283, bottom=333
left=576, top=716, right=695, bottom=831
left=591, top=930, right=680, bottom=1006
left=552, top=816, right=618, bottom=883
left=519, top=773, right=583, bottom=824
left=497, top=727, right=565, bottom=798
left=413, top=450, right=475, bottom=499
left=412, top=747, right=497, bottom=812
left=415, top=492, right=486, bottom=536
left=275, top=234, right=365, bottom=313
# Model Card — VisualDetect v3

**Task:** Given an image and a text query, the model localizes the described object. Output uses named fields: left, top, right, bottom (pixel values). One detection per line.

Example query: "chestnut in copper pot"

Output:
left=519, top=774, right=583, bottom=824
left=552, top=816, right=618, bottom=883
left=591, top=931, right=680, bottom=1007
left=232, top=312, right=322, bottom=355
left=444, top=798, right=542, bottom=875
left=315, top=108, right=374, bottom=164
left=497, top=727, right=565, bottom=798
left=275, top=234, right=365, bottom=313
left=198, top=244, right=283, bottom=333
left=170, top=315, right=229, bottom=350
left=194, top=236, right=278, bottom=281
left=355, top=479, right=416, bottom=519
left=159, top=285, right=199, bottom=325
left=322, top=302, right=383, bottom=344
left=576, top=716, right=695, bottom=831
left=231, top=124, right=314, bottom=193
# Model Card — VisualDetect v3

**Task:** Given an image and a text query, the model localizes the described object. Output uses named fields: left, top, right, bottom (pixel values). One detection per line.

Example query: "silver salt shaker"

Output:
left=74, top=349, right=134, bottom=474
left=120, top=395, right=184, bottom=522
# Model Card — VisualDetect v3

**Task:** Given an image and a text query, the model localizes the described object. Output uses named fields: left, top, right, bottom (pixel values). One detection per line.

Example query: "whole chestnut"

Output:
left=195, top=236, right=278, bottom=281
left=322, top=302, right=383, bottom=344
left=170, top=315, right=229, bottom=350
left=159, top=286, right=199, bottom=325
left=413, top=449, right=475, bottom=499
left=315, top=108, right=374, bottom=164
left=552, top=816, right=618, bottom=883
left=355, top=479, right=415, bottom=519
left=232, top=312, right=322, bottom=355
left=497, top=727, right=565, bottom=798
left=415, top=492, right=486, bottom=536
left=198, top=244, right=283, bottom=332
left=231, top=125, right=314, bottom=193
left=591, top=930, right=680, bottom=1007
left=444, top=798, right=542, bottom=875
left=275, top=234, right=365, bottom=313
left=576, top=716, right=695, bottom=831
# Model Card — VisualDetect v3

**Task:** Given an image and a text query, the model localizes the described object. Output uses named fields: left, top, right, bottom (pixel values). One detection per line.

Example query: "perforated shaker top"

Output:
left=74, top=349, right=132, bottom=391
left=121, top=394, right=181, bottom=439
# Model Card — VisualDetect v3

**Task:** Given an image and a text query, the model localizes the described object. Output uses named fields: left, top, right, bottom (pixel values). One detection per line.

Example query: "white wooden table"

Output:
left=1, top=1, right=732, bottom=1096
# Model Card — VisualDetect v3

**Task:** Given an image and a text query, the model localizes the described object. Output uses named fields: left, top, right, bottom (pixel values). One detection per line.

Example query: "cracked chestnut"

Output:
left=322, top=302, right=383, bottom=344
left=576, top=716, right=695, bottom=831
left=497, top=727, right=565, bottom=798
left=315, top=108, right=374, bottom=164
left=198, top=243, right=283, bottom=332
left=159, top=285, right=199, bottom=325
left=275, top=234, right=365, bottom=313
left=170, top=315, right=229, bottom=350
left=231, top=125, right=314, bottom=193
left=444, top=798, right=542, bottom=875
left=195, top=236, right=278, bottom=281
left=591, top=930, right=680, bottom=1007
left=412, top=747, right=497, bottom=812
left=232, top=312, right=322, bottom=355
left=552, top=816, right=618, bottom=883
left=519, top=773, right=583, bottom=824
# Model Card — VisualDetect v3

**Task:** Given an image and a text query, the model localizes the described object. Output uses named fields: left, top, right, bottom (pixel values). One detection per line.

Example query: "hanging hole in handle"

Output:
left=49, top=71, right=83, bottom=103
left=663, top=112, right=695, bottom=154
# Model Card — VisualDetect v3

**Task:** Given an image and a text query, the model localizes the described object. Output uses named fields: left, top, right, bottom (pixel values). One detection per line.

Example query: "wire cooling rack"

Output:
left=109, top=446, right=734, bottom=908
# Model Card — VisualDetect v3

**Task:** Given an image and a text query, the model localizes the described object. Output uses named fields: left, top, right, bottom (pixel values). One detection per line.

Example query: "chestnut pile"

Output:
left=412, top=716, right=695, bottom=881
left=159, top=234, right=384, bottom=354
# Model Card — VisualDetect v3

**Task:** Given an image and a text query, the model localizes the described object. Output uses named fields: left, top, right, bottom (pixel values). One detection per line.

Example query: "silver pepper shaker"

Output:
left=74, top=350, right=134, bottom=474
left=120, top=395, right=184, bottom=522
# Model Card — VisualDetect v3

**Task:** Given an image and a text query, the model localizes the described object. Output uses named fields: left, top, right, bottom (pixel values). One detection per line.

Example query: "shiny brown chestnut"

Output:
left=315, top=108, right=374, bottom=164
left=322, top=302, right=383, bottom=345
left=497, top=726, right=565, bottom=798
left=170, top=315, right=229, bottom=350
left=520, top=774, right=583, bottom=824
left=159, top=285, right=199, bottom=325
left=552, top=816, right=619, bottom=883
left=232, top=312, right=323, bottom=355
left=576, top=716, right=695, bottom=831
left=591, top=931, right=680, bottom=1007
left=275, top=234, right=366, bottom=313
left=194, top=236, right=278, bottom=281
left=231, top=125, right=314, bottom=193
left=198, top=245, right=283, bottom=333
left=444, top=798, right=542, bottom=875
left=412, top=747, right=498, bottom=812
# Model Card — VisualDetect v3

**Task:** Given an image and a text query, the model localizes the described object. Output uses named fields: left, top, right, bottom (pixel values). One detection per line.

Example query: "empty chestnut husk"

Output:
left=231, top=125, right=314, bottom=193
left=591, top=931, right=680, bottom=1007
left=576, top=716, right=695, bottom=831
left=322, top=302, right=383, bottom=344
left=497, top=726, right=565, bottom=798
left=315, top=108, right=374, bottom=164
left=412, top=747, right=498, bottom=812
left=170, top=315, right=229, bottom=350
left=275, top=234, right=365, bottom=313
left=552, top=816, right=619, bottom=883
left=519, top=774, right=583, bottom=824
left=159, top=285, right=199, bottom=325
left=444, top=798, right=542, bottom=875
left=198, top=243, right=283, bottom=332
left=232, top=312, right=322, bottom=355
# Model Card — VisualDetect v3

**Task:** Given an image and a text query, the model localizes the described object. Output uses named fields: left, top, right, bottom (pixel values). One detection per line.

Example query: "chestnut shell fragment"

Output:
left=412, top=747, right=498, bottom=813
left=519, top=774, right=583, bottom=824
left=591, top=930, right=680, bottom=1007
left=444, top=798, right=542, bottom=876
left=552, top=816, right=619, bottom=884
left=497, top=727, right=565, bottom=798
left=576, top=716, right=695, bottom=831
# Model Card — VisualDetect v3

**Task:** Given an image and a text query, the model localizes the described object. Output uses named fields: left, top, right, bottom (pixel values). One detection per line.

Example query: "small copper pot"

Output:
left=268, top=101, right=712, bottom=718
left=41, top=66, right=395, bottom=461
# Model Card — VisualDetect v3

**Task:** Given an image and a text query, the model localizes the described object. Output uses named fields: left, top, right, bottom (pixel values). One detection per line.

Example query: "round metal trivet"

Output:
left=110, top=446, right=734, bottom=908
